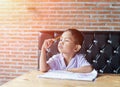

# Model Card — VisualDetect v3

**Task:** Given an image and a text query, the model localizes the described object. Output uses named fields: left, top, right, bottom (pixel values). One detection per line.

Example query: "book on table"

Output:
left=38, top=69, right=98, bottom=81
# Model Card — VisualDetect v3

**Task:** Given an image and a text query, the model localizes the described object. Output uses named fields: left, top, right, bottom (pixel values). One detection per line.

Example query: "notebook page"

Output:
left=38, top=69, right=97, bottom=81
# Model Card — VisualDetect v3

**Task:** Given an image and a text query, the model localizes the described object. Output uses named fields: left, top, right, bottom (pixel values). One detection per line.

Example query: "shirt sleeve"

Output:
left=46, top=54, right=60, bottom=70
left=77, top=54, right=91, bottom=67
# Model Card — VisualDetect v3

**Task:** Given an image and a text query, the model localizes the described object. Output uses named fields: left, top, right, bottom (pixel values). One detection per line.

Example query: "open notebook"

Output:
left=38, top=69, right=98, bottom=81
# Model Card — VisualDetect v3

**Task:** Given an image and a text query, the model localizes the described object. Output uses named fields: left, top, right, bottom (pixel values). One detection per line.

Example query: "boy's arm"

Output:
left=39, top=47, right=50, bottom=72
left=67, top=65, right=93, bottom=73
left=39, top=39, right=54, bottom=72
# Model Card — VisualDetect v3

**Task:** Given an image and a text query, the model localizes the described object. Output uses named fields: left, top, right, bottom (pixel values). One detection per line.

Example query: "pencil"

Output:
left=54, top=36, right=61, bottom=41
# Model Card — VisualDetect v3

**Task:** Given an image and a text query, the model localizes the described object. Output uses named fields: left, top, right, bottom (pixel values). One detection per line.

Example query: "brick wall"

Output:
left=0, top=0, right=120, bottom=85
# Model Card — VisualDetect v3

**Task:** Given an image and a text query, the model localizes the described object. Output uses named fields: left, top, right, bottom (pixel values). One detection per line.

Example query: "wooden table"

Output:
left=0, top=70, right=120, bottom=87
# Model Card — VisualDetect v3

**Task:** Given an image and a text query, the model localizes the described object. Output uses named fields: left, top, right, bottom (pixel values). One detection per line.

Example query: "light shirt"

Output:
left=47, top=53, right=90, bottom=70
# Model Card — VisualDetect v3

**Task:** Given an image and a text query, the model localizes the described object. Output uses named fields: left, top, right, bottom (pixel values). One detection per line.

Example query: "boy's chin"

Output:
left=58, top=49, right=62, bottom=53
left=58, top=49, right=64, bottom=53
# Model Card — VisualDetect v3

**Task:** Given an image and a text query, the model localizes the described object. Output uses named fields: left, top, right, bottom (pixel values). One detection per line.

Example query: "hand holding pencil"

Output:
left=41, top=36, right=60, bottom=51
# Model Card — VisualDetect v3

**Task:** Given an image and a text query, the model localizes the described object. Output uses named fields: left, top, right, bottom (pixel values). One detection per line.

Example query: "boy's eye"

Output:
left=64, top=39, right=70, bottom=42
left=60, top=38, right=70, bottom=42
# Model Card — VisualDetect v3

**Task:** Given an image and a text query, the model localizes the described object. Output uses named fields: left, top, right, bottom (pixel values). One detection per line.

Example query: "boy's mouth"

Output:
left=58, top=45, right=63, bottom=49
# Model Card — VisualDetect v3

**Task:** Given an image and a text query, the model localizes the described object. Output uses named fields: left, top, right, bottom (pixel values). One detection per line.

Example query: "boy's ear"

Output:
left=74, top=45, right=81, bottom=52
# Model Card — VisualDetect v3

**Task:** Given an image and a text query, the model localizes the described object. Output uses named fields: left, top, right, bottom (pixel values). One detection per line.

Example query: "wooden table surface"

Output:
left=0, top=70, right=120, bottom=87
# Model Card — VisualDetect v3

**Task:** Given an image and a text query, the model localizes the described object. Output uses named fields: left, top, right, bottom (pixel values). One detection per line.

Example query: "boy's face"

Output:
left=58, top=31, right=79, bottom=54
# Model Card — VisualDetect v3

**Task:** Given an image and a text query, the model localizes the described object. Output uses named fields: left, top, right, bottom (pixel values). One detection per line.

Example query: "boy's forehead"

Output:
left=62, top=31, right=72, bottom=36
left=61, top=31, right=74, bottom=39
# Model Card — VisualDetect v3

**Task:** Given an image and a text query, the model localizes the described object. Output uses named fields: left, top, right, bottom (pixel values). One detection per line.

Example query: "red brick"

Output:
left=113, top=19, right=120, bottom=22
left=114, top=27, right=120, bottom=31
left=11, top=66, right=22, bottom=69
left=84, top=3, right=96, bottom=6
left=112, top=4, right=120, bottom=6
left=5, top=69, right=16, bottom=72
left=98, top=4, right=110, bottom=6
left=98, top=19, right=111, bottom=22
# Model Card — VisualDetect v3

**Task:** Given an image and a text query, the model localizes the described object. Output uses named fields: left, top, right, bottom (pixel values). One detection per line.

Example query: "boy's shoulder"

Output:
left=76, top=53, right=85, bottom=57
left=75, top=53, right=86, bottom=59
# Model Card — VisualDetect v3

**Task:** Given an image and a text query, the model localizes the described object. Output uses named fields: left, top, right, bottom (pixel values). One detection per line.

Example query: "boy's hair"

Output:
left=64, top=29, right=84, bottom=45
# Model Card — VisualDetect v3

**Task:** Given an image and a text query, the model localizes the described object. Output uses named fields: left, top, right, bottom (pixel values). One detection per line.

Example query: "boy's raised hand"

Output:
left=42, top=39, right=54, bottom=51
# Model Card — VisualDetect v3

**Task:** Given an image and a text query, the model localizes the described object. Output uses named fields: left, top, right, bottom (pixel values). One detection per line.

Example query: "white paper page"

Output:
left=38, top=69, right=98, bottom=81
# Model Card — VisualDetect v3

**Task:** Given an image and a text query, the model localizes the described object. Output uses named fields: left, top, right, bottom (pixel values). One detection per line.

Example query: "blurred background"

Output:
left=0, top=0, right=120, bottom=85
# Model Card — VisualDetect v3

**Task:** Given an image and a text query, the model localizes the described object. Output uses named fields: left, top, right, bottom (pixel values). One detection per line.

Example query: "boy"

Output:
left=40, top=29, right=93, bottom=73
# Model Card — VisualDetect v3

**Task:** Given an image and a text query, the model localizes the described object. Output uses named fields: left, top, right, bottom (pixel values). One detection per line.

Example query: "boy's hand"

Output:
left=42, top=39, right=54, bottom=51
left=67, top=65, right=93, bottom=73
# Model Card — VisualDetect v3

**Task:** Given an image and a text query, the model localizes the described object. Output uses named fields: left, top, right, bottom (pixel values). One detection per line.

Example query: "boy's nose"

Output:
left=59, top=40, right=64, bottom=45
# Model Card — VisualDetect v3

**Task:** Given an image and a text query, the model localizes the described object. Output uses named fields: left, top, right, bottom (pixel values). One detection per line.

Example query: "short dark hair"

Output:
left=64, top=29, right=84, bottom=45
